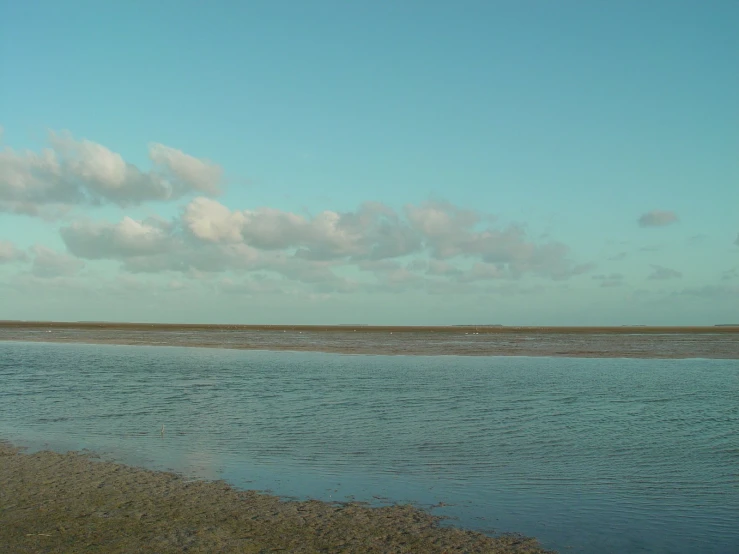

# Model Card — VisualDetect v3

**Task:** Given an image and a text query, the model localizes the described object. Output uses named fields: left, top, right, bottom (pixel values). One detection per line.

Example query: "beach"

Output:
left=0, top=441, right=549, bottom=553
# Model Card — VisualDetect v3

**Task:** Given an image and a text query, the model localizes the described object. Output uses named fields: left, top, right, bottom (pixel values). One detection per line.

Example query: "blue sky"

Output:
left=1, top=0, right=737, bottom=325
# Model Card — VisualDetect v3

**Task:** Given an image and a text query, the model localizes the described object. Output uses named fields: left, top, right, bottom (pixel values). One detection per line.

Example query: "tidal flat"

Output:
left=0, top=442, right=548, bottom=554
left=1, top=322, right=738, bottom=358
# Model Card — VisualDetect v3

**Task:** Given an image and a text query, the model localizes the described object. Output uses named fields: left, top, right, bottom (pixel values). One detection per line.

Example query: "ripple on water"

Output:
left=0, top=342, right=738, bottom=554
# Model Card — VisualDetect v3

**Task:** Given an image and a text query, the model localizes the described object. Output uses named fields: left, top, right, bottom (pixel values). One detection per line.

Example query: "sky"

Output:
left=1, top=0, right=738, bottom=325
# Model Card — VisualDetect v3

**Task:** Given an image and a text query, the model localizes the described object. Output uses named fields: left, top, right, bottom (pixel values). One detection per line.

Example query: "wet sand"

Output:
left=0, top=441, right=550, bottom=553
left=1, top=322, right=738, bottom=358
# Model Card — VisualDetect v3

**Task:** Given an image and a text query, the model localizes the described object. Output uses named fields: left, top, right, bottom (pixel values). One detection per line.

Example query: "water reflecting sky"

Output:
left=1, top=341, right=737, bottom=553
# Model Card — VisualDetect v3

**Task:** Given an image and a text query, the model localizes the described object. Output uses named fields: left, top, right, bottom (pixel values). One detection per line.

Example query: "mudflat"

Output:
left=1, top=322, right=738, bottom=358
left=0, top=442, right=549, bottom=554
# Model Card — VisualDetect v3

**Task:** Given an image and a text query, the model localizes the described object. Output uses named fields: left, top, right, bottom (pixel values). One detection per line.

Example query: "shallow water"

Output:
left=1, top=341, right=738, bottom=553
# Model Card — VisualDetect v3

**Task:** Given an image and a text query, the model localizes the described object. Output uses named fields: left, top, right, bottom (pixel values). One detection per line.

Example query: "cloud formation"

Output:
left=404, top=201, right=586, bottom=279
left=638, top=210, right=678, bottom=227
left=61, top=217, right=173, bottom=259
left=57, top=196, right=591, bottom=294
left=2, top=128, right=597, bottom=298
left=31, top=245, right=85, bottom=278
left=183, top=197, right=421, bottom=261
left=0, top=241, right=26, bottom=263
left=0, top=130, right=222, bottom=216
left=648, top=265, right=682, bottom=280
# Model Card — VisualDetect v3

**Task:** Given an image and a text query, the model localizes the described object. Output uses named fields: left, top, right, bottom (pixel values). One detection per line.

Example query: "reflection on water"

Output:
left=1, top=341, right=738, bottom=553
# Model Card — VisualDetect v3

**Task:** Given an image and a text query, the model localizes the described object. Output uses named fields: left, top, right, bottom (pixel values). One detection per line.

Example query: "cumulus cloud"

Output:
left=61, top=217, right=173, bottom=259
left=648, top=265, right=682, bottom=280
left=183, top=197, right=421, bottom=261
left=54, top=195, right=593, bottom=298
left=85, top=197, right=586, bottom=280
left=357, top=259, right=402, bottom=272
left=457, top=262, right=504, bottom=282
left=31, top=245, right=85, bottom=278
left=735, top=233, right=739, bottom=246
left=148, top=143, right=222, bottom=196
left=426, top=259, right=463, bottom=277
left=406, top=258, right=427, bottom=271
left=0, top=240, right=26, bottom=263
left=218, top=277, right=291, bottom=295
left=638, top=210, right=678, bottom=227
left=405, top=201, right=582, bottom=279
left=0, top=129, right=222, bottom=216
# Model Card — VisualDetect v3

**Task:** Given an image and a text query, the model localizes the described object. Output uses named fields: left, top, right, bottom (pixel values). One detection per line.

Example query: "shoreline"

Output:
left=2, top=327, right=738, bottom=359
left=3, top=336, right=739, bottom=360
left=2, top=321, right=739, bottom=334
left=0, top=440, right=551, bottom=553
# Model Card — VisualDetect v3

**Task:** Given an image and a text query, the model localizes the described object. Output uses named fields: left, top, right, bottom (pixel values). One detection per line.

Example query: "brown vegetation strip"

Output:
left=0, top=442, right=551, bottom=553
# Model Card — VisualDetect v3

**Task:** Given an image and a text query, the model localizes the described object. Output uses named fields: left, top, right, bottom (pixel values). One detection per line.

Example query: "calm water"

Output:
left=1, top=341, right=737, bottom=553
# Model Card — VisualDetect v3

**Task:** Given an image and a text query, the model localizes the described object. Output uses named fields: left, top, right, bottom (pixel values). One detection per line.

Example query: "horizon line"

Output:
left=1, top=320, right=738, bottom=334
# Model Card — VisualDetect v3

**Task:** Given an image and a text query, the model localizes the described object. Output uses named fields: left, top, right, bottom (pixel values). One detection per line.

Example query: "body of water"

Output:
left=1, top=341, right=737, bottom=553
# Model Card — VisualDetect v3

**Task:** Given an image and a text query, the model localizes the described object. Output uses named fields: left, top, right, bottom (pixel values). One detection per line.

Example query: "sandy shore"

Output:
left=1, top=322, right=738, bottom=358
left=0, top=441, right=551, bottom=553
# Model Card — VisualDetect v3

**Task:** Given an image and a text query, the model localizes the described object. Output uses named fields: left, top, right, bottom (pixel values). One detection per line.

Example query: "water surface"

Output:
left=1, top=341, right=737, bottom=553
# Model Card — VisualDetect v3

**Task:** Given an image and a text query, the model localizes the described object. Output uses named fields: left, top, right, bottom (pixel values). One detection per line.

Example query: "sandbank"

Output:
left=0, top=441, right=550, bottom=553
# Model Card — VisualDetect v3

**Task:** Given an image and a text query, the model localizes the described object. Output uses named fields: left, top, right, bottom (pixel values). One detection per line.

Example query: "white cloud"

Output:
left=638, top=210, right=678, bottom=227
left=0, top=240, right=26, bottom=263
left=31, top=245, right=85, bottom=278
left=0, top=129, right=222, bottom=215
left=183, top=197, right=303, bottom=246
left=184, top=198, right=420, bottom=260
left=53, top=195, right=591, bottom=299
left=357, top=259, right=402, bottom=272
left=61, top=217, right=173, bottom=259
left=458, top=262, right=505, bottom=282
left=426, top=260, right=462, bottom=276
left=217, top=277, right=291, bottom=295
left=406, top=258, right=428, bottom=271
left=404, top=201, right=582, bottom=279
left=149, top=143, right=222, bottom=196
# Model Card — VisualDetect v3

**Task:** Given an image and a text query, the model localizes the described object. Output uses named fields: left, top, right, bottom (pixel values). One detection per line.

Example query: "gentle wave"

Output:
left=1, top=341, right=738, bottom=553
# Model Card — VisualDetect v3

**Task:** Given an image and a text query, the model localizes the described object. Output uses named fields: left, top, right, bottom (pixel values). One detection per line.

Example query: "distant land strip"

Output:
left=1, top=321, right=738, bottom=334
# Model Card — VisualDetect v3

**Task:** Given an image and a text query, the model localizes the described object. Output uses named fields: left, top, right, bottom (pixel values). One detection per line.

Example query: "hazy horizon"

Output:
left=1, top=1, right=737, bottom=326
left=2, top=320, right=738, bottom=330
